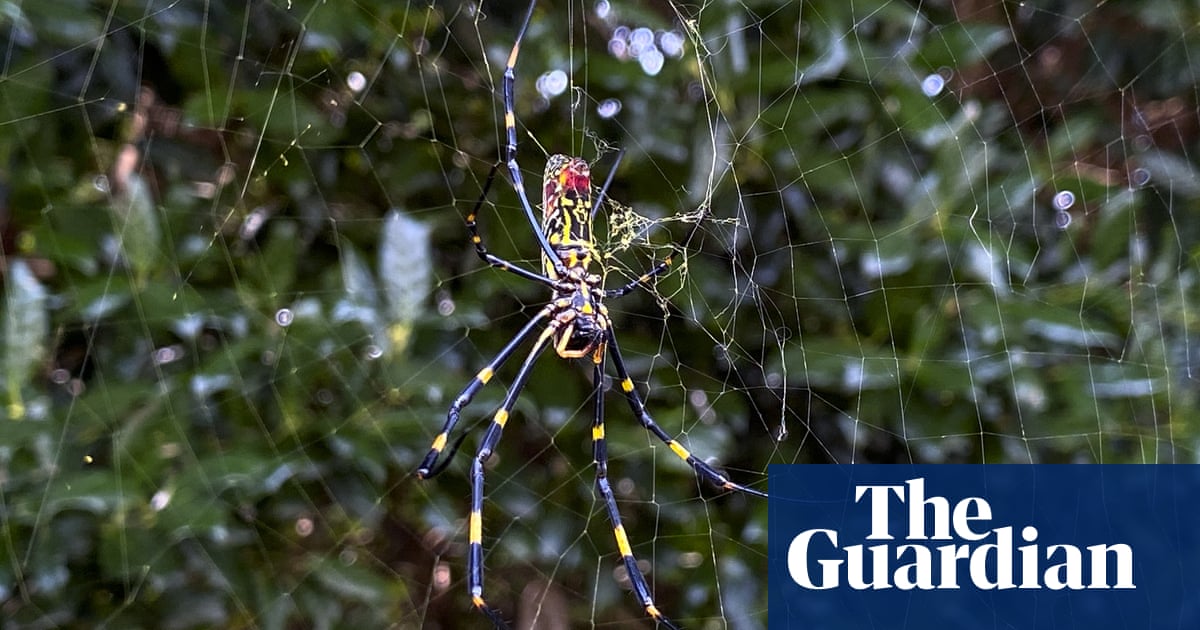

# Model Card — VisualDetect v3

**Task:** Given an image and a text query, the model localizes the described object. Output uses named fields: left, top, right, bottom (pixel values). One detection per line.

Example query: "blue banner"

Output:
left=769, top=465, right=1200, bottom=629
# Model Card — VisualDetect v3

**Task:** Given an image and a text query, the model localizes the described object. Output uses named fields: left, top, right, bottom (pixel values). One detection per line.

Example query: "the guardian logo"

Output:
left=769, top=465, right=1199, bottom=629
left=786, top=478, right=1135, bottom=591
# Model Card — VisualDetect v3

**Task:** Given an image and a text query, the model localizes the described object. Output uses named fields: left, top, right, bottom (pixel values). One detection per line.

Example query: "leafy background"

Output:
left=2, top=0, right=1198, bottom=628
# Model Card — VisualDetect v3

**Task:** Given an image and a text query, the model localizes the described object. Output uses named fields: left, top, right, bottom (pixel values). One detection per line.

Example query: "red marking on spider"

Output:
left=560, top=158, right=591, bottom=193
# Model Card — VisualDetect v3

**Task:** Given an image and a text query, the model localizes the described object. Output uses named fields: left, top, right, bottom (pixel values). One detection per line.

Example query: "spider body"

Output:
left=541, top=155, right=609, bottom=360
left=414, top=2, right=766, bottom=628
left=541, top=153, right=595, bottom=255
left=548, top=287, right=607, bottom=360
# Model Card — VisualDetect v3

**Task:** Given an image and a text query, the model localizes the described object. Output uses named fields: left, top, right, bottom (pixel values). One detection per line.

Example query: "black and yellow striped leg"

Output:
left=467, top=163, right=563, bottom=289
left=604, top=256, right=675, bottom=298
left=468, top=324, right=557, bottom=628
left=502, top=0, right=568, bottom=277
left=604, top=200, right=712, bottom=298
left=606, top=330, right=768, bottom=499
left=591, top=360, right=681, bottom=629
left=417, top=305, right=554, bottom=479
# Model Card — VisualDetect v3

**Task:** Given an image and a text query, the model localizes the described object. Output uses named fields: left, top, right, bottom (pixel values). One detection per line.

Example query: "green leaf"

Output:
left=3, top=259, right=48, bottom=419
left=108, top=173, right=163, bottom=286
left=17, top=471, right=132, bottom=519
left=378, top=210, right=432, bottom=354
left=777, top=337, right=902, bottom=394
left=334, top=240, right=382, bottom=353
left=919, top=22, right=1011, bottom=70
left=308, top=554, right=393, bottom=606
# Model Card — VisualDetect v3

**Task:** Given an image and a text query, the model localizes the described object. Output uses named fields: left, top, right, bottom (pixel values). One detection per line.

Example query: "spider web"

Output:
left=2, top=0, right=1197, bottom=629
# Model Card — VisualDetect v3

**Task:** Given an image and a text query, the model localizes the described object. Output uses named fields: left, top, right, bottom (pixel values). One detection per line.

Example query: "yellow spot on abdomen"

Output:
left=620, top=378, right=634, bottom=393
left=668, top=440, right=691, bottom=461
left=592, top=424, right=605, bottom=441
left=493, top=409, right=509, bottom=427
left=431, top=432, right=448, bottom=452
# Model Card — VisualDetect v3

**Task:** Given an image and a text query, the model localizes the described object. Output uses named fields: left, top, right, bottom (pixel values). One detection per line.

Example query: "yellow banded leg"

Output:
left=590, top=362, right=682, bottom=629
left=605, top=253, right=676, bottom=298
left=501, top=0, right=566, bottom=275
left=417, top=306, right=553, bottom=479
left=464, top=162, right=562, bottom=288
left=605, top=330, right=767, bottom=499
left=466, top=325, right=556, bottom=628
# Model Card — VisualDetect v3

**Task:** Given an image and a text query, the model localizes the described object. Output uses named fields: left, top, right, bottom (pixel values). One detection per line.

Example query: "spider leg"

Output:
left=604, top=256, right=676, bottom=298
left=591, top=148, right=681, bottom=299
left=503, top=0, right=568, bottom=277
left=591, top=358, right=682, bottom=630
left=467, top=163, right=564, bottom=289
left=591, top=149, right=624, bottom=220
left=603, top=210, right=709, bottom=298
left=605, top=329, right=768, bottom=499
left=417, top=304, right=555, bottom=479
left=468, top=323, right=558, bottom=628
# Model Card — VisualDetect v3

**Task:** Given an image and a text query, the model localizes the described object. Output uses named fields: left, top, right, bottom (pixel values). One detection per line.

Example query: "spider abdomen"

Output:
left=541, top=154, right=596, bottom=278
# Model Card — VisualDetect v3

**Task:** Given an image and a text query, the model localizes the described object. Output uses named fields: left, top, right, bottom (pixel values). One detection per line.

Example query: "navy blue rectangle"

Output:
left=769, top=465, right=1200, bottom=630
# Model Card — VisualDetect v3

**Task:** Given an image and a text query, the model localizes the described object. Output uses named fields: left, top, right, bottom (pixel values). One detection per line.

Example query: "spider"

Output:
left=416, top=2, right=767, bottom=627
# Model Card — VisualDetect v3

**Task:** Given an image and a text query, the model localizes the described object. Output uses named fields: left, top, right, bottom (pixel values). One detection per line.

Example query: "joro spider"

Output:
left=415, top=1, right=767, bottom=627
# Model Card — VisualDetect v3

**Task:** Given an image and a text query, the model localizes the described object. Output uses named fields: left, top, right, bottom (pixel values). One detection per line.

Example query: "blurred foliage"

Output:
left=1, top=0, right=1198, bottom=628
